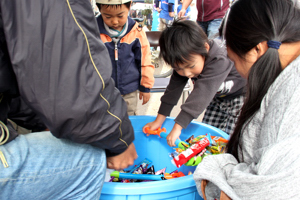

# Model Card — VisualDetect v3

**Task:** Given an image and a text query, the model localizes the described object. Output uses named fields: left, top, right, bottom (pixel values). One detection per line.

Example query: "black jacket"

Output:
left=0, top=0, right=134, bottom=157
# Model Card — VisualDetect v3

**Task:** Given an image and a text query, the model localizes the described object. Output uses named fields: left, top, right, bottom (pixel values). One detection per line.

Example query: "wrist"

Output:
left=173, top=123, right=183, bottom=131
left=156, top=114, right=166, bottom=125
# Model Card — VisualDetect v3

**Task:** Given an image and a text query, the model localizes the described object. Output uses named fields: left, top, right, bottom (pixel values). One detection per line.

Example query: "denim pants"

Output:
left=0, top=131, right=106, bottom=200
left=197, top=18, right=222, bottom=39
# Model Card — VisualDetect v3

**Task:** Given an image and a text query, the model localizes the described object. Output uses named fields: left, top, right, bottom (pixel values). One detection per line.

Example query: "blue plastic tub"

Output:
left=100, top=115, right=229, bottom=200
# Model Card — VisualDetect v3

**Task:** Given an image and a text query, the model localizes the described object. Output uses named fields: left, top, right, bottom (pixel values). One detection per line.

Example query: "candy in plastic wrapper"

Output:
left=130, top=158, right=152, bottom=173
left=185, top=135, right=195, bottom=145
left=146, top=165, right=155, bottom=175
left=172, top=136, right=211, bottom=168
left=155, top=167, right=166, bottom=175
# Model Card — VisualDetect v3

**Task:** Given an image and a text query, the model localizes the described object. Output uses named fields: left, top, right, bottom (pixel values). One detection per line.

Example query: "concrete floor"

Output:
left=136, top=90, right=204, bottom=122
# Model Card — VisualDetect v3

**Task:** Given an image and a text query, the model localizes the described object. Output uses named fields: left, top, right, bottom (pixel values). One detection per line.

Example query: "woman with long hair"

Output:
left=193, top=0, right=300, bottom=199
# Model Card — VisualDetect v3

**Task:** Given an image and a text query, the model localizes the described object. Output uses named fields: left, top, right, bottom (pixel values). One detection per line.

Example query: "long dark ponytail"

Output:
left=224, top=0, right=300, bottom=161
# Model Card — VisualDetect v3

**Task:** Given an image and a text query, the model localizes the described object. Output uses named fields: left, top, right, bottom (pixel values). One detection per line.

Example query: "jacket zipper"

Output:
left=114, top=41, right=118, bottom=87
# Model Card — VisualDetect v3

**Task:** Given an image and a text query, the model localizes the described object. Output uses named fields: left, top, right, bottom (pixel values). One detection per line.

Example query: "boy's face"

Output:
left=174, top=54, right=205, bottom=78
left=100, top=4, right=130, bottom=32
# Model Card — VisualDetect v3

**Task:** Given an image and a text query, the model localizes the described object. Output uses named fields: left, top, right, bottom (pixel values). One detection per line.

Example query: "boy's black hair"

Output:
left=96, top=2, right=131, bottom=10
left=224, top=0, right=300, bottom=161
left=159, top=20, right=209, bottom=69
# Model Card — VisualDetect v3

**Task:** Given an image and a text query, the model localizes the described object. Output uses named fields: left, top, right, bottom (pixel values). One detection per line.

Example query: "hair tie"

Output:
left=267, top=40, right=281, bottom=49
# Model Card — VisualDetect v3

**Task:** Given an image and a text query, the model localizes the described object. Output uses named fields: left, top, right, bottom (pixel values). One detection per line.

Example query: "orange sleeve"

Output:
left=118, top=24, right=155, bottom=90
left=138, top=29, right=155, bottom=89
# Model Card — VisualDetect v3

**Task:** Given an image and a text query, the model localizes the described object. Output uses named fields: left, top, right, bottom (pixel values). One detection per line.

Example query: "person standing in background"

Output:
left=155, top=0, right=175, bottom=31
left=96, top=0, right=155, bottom=116
left=178, top=0, right=230, bottom=39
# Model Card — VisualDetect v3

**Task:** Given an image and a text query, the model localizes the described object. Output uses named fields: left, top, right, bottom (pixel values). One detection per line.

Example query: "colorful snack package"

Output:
left=171, top=134, right=213, bottom=168
left=130, top=158, right=152, bottom=173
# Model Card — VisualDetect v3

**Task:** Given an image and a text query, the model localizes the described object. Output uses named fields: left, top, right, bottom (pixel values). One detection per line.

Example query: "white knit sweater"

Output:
left=193, top=55, right=300, bottom=200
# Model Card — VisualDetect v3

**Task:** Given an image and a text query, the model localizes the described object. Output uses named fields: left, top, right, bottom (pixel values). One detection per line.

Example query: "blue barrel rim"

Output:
left=102, top=175, right=198, bottom=195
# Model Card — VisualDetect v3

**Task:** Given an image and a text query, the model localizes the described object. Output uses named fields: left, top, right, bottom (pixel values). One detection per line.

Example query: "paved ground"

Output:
left=136, top=89, right=204, bottom=122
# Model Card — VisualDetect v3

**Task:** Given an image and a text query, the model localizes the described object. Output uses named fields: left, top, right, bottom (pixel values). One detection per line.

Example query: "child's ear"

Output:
left=205, top=42, right=210, bottom=52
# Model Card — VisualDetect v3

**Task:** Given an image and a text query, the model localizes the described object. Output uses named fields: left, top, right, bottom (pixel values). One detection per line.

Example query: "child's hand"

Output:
left=143, top=114, right=166, bottom=136
left=143, top=121, right=162, bottom=136
left=166, top=123, right=183, bottom=147
left=139, top=92, right=150, bottom=105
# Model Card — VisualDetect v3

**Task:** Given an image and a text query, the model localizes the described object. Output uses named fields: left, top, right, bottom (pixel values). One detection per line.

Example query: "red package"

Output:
left=171, top=137, right=210, bottom=168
